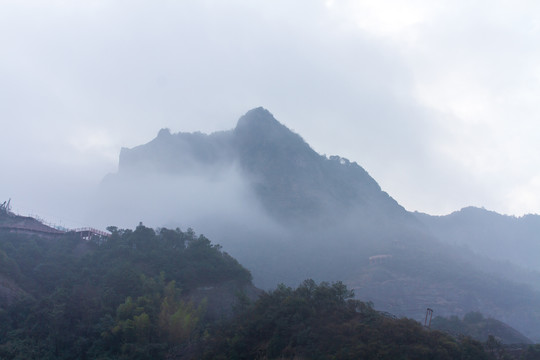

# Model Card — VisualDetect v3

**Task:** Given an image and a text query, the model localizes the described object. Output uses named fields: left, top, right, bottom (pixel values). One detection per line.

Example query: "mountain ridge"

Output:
left=115, top=107, right=407, bottom=225
left=415, top=206, right=540, bottom=273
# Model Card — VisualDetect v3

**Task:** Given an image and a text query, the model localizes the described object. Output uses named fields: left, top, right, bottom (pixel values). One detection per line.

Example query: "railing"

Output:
left=1, top=203, right=110, bottom=239
left=73, top=227, right=111, bottom=237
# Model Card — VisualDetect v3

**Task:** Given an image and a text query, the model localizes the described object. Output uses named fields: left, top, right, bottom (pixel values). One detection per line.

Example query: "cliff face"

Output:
left=233, top=108, right=407, bottom=223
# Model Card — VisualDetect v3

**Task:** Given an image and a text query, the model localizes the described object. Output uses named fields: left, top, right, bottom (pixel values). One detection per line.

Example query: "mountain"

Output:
left=96, top=107, right=540, bottom=341
left=112, top=107, right=407, bottom=226
left=415, top=207, right=540, bottom=273
left=98, top=107, right=425, bottom=289
left=233, top=108, right=408, bottom=223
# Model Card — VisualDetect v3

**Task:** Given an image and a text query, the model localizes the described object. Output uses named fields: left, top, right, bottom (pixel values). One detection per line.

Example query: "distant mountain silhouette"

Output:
left=415, top=207, right=540, bottom=272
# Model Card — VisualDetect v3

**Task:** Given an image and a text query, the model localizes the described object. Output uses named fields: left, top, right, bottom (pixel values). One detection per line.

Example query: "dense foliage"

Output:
left=0, top=224, right=251, bottom=359
left=431, top=312, right=533, bottom=344
left=197, top=279, right=490, bottom=360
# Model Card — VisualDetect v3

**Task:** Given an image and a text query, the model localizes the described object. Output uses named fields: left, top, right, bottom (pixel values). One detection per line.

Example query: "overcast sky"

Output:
left=1, top=0, right=540, bottom=226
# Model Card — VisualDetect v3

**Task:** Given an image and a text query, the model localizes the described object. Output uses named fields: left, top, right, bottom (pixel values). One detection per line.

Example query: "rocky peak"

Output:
left=235, top=107, right=279, bottom=131
left=234, top=107, right=307, bottom=149
left=157, top=128, right=172, bottom=138
left=233, top=107, right=318, bottom=166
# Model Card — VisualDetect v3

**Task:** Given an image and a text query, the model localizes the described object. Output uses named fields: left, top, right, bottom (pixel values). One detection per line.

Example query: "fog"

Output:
left=94, top=165, right=282, bottom=235
left=93, top=165, right=372, bottom=288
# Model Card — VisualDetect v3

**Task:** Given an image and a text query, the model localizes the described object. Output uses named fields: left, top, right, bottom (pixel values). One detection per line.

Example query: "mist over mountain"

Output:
left=416, top=207, right=540, bottom=273
left=107, top=107, right=407, bottom=226
left=97, top=107, right=425, bottom=289
left=96, top=107, right=540, bottom=341
left=233, top=108, right=408, bottom=224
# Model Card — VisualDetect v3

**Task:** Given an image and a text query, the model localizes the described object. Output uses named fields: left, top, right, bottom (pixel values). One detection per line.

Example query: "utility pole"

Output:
left=424, top=308, right=433, bottom=328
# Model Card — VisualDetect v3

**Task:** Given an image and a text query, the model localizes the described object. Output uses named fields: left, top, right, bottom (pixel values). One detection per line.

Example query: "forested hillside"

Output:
left=431, top=312, right=532, bottom=344
left=197, top=280, right=492, bottom=360
left=0, top=224, right=254, bottom=359
left=2, top=223, right=539, bottom=359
